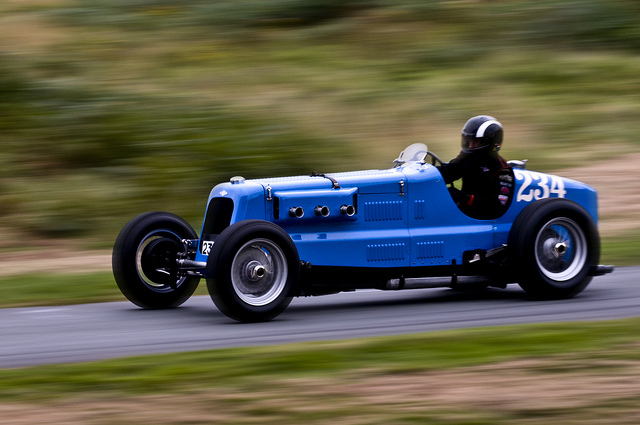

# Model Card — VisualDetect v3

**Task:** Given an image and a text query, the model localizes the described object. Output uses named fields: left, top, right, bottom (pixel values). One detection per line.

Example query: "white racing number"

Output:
left=514, top=170, right=566, bottom=203
left=201, top=241, right=215, bottom=256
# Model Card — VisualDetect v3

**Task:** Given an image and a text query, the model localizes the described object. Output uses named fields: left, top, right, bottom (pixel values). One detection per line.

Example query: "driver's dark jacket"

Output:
left=437, top=152, right=513, bottom=220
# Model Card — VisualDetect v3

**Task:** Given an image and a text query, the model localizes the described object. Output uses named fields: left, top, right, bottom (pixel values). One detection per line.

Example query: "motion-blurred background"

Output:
left=2, top=0, right=639, bottom=263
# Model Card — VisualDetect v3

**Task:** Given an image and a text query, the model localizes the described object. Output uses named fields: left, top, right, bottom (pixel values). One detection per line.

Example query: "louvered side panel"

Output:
left=364, top=201, right=404, bottom=222
left=414, top=200, right=425, bottom=220
left=366, top=243, right=407, bottom=262
left=416, top=241, right=445, bottom=259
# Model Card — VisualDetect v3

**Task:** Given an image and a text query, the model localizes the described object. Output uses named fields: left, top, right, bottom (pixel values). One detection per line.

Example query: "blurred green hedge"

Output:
left=2, top=0, right=640, bottom=243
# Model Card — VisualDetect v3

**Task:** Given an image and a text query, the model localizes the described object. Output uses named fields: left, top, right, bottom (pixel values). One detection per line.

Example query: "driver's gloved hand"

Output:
left=448, top=187, right=472, bottom=207
left=448, top=186, right=461, bottom=202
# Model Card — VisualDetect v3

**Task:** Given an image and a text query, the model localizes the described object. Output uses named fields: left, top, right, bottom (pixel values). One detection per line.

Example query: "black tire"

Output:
left=113, top=212, right=200, bottom=309
left=206, top=220, right=300, bottom=322
left=508, top=198, right=600, bottom=299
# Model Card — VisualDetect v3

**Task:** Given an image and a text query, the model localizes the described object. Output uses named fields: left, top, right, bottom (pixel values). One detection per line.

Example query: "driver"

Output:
left=437, top=115, right=513, bottom=220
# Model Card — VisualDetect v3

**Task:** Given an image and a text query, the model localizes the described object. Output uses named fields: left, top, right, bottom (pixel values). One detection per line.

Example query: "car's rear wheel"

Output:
left=206, top=220, right=300, bottom=322
left=113, top=212, right=200, bottom=309
left=508, top=199, right=599, bottom=299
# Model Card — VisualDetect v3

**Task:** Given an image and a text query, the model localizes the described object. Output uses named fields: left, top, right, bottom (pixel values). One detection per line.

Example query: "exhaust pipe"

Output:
left=314, top=205, right=330, bottom=217
left=340, top=204, right=355, bottom=216
left=288, top=206, right=304, bottom=218
left=385, top=276, right=495, bottom=290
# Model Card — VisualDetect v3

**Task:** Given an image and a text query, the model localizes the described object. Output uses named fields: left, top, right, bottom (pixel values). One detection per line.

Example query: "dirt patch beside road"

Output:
left=0, top=249, right=111, bottom=278
left=555, top=152, right=640, bottom=237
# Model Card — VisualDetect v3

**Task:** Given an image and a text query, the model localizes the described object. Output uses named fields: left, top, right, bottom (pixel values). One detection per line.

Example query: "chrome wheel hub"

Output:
left=535, top=217, right=587, bottom=282
left=231, top=239, right=288, bottom=306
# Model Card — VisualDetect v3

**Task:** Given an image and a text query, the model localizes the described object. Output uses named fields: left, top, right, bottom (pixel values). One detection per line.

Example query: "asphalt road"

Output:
left=1, top=267, right=637, bottom=369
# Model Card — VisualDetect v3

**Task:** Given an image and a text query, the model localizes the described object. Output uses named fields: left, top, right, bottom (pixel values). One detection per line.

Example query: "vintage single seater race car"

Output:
left=113, top=144, right=613, bottom=322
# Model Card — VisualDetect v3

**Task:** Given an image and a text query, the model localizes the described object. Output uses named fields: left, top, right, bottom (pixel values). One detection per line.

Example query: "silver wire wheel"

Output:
left=534, top=217, right=587, bottom=283
left=231, top=238, right=289, bottom=307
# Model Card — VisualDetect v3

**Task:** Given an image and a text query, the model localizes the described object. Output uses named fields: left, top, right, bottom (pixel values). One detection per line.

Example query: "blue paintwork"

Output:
left=194, top=161, right=598, bottom=269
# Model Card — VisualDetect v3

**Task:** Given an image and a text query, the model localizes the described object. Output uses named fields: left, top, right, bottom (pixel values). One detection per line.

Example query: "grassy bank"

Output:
left=1, top=318, right=639, bottom=423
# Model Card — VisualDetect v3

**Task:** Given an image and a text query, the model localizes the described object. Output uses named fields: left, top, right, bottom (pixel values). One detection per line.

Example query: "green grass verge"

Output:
left=0, top=318, right=638, bottom=402
left=0, top=272, right=123, bottom=308
left=0, top=272, right=214, bottom=308
left=601, top=232, right=640, bottom=267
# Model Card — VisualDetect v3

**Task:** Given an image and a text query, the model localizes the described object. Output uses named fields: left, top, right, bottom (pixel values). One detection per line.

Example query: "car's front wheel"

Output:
left=112, top=212, right=200, bottom=309
left=508, top=199, right=599, bottom=299
left=206, top=220, right=300, bottom=322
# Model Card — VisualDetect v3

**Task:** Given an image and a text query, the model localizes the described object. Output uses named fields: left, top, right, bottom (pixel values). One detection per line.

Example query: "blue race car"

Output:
left=113, top=144, right=613, bottom=322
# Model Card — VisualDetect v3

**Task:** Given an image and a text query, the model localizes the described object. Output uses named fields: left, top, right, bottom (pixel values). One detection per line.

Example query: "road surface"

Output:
left=1, top=267, right=637, bottom=368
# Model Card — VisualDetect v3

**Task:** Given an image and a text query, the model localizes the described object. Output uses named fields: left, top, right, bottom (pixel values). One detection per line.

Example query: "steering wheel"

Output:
left=426, top=151, right=457, bottom=191
left=426, top=151, right=445, bottom=167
